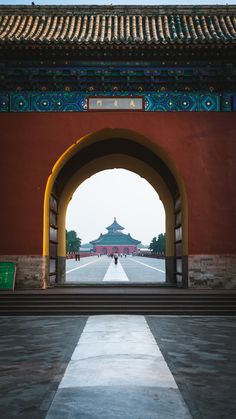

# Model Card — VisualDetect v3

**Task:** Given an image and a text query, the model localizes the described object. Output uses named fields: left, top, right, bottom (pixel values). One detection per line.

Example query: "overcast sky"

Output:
left=1, top=1, right=236, bottom=5
left=66, top=169, right=165, bottom=246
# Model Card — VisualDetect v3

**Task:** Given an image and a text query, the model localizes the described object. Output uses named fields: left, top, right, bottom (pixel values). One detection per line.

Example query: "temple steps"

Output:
left=1, top=290, right=236, bottom=315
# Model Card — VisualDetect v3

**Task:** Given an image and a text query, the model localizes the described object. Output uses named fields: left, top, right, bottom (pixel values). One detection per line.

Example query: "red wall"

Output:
left=1, top=112, right=236, bottom=255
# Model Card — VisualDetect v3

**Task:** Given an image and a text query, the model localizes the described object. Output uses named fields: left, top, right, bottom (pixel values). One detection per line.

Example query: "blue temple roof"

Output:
left=90, top=218, right=141, bottom=246
left=106, top=217, right=124, bottom=232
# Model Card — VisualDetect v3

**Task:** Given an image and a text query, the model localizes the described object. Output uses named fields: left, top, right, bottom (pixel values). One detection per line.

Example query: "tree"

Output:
left=149, top=237, right=159, bottom=253
left=66, top=230, right=81, bottom=253
left=149, top=233, right=165, bottom=254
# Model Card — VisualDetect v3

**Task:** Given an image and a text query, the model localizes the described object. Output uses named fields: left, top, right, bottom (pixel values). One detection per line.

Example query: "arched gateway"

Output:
left=44, top=129, right=187, bottom=287
left=0, top=5, right=236, bottom=291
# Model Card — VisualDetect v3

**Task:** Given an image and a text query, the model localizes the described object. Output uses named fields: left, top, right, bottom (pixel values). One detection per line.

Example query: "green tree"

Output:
left=149, top=233, right=165, bottom=254
left=157, top=233, right=165, bottom=253
left=66, top=230, right=81, bottom=253
left=149, top=237, right=159, bottom=253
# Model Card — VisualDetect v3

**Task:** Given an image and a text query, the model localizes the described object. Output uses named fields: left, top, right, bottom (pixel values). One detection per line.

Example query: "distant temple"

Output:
left=90, top=218, right=141, bottom=255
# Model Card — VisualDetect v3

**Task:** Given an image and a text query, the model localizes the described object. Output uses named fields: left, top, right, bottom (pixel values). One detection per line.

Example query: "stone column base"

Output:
left=165, top=256, right=175, bottom=284
left=57, top=256, right=66, bottom=284
left=0, top=255, right=48, bottom=289
left=188, top=254, right=236, bottom=289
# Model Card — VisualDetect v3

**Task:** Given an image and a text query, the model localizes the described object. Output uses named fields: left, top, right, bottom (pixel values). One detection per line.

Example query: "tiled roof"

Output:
left=106, top=218, right=124, bottom=231
left=90, top=232, right=141, bottom=246
left=0, top=6, right=236, bottom=46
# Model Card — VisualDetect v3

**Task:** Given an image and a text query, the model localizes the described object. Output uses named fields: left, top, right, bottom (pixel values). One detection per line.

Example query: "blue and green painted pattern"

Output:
left=0, top=91, right=235, bottom=112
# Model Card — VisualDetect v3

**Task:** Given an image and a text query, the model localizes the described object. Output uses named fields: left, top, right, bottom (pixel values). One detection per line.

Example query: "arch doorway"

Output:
left=43, top=129, right=188, bottom=288
left=123, top=248, right=130, bottom=255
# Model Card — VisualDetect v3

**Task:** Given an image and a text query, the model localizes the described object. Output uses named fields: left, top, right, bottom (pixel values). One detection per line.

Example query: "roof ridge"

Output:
left=0, top=5, right=236, bottom=16
left=1, top=8, right=235, bottom=46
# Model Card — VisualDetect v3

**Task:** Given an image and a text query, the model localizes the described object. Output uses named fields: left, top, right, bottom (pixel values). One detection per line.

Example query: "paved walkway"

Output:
left=0, top=315, right=236, bottom=418
left=46, top=316, right=191, bottom=418
left=66, top=255, right=166, bottom=284
left=103, top=260, right=129, bottom=281
left=66, top=259, right=102, bottom=274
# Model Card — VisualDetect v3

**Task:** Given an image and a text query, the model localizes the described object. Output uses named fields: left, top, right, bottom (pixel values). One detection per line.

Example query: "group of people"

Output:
left=66, top=252, right=81, bottom=261
left=109, top=253, right=127, bottom=258
left=106, top=252, right=129, bottom=264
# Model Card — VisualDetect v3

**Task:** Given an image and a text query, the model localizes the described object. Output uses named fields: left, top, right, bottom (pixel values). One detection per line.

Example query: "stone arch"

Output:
left=43, top=128, right=188, bottom=287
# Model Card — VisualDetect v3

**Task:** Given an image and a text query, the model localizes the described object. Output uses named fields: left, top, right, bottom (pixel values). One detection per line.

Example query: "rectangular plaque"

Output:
left=88, top=97, right=144, bottom=111
left=0, top=262, right=16, bottom=290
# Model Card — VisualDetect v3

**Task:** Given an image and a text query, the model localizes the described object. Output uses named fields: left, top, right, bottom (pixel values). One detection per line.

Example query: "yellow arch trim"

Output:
left=43, top=128, right=188, bottom=285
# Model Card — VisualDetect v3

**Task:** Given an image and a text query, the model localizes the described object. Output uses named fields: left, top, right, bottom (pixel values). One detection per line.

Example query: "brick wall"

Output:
left=189, top=255, right=236, bottom=289
left=0, top=255, right=46, bottom=289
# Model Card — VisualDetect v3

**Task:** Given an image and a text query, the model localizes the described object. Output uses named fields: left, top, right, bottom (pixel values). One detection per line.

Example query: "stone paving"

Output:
left=0, top=315, right=235, bottom=418
left=147, top=316, right=236, bottom=419
left=66, top=255, right=166, bottom=284
left=46, top=315, right=191, bottom=419
left=103, top=259, right=129, bottom=282
left=0, top=316, right=87, bottom=419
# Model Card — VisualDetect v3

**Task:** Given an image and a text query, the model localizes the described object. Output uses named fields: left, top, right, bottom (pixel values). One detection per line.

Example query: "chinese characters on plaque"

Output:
left=88, top=97, right=144, bottom=110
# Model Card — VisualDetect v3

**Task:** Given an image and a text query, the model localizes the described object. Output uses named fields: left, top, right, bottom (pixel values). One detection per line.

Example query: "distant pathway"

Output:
left=65, top=256, right=166, bottom=284
left=128, top=258, right=165, bottom=273
left=103, top=259, right=129, bottom=282
left=66, top=258, right=102, bottom=274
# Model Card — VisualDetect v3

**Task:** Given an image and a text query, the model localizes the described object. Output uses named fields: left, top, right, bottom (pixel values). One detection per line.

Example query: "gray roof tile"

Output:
left=0, top=6, right=236, bottom=46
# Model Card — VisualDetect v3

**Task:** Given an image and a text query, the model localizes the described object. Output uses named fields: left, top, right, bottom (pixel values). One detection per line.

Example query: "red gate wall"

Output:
left=1, top=112, right=236, bottom=288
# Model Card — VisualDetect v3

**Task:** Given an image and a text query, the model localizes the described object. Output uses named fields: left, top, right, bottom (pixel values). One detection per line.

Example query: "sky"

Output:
left=66, top=169, right=165, bottom=246
left=1, top=1, right=236, bottom=4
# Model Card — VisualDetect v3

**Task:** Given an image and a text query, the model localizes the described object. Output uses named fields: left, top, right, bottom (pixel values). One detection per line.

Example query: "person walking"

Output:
left=114, top=252, right=118, bottom=265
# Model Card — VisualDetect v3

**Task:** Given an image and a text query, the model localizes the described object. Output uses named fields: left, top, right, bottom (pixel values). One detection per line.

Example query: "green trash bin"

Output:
left=0, top=261, right=16, bottom=290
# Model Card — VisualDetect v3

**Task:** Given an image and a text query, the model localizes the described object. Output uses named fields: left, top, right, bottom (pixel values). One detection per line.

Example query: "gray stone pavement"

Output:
left=0, top=315, right=235, bottom=418
left=66, top=255, right=165, bottom=284
left=66, top=256, right=109, bottom=283
left=0, top=316, right=87, bottom=419
left=147, top=316, right=236, bottom=419
left=46, top=316, right=191, bottom=419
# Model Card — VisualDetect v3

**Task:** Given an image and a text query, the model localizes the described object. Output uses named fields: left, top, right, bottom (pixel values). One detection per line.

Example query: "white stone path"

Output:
left=46, top=315, right=192, bottom=419
left=103, top=259, right=129, bottom=282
